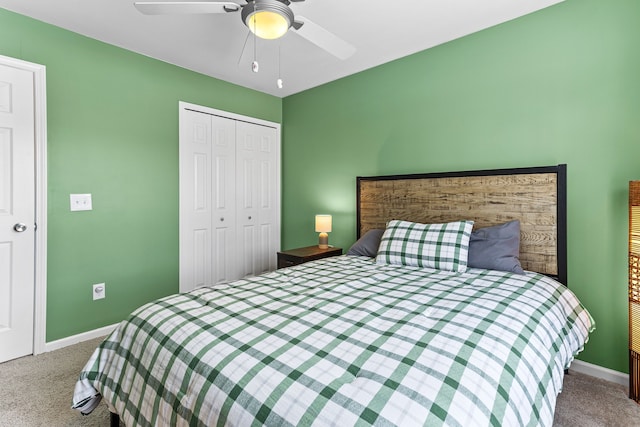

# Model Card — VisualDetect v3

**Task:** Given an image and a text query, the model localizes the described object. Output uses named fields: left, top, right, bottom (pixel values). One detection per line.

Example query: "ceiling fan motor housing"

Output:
left=242, top=0, right=295, bottom=39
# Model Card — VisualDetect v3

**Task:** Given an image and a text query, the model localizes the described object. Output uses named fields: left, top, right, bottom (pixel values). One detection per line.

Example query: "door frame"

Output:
left=178, top=101, right=281, bottom=293
left=0, top=55, right=48, bottom=355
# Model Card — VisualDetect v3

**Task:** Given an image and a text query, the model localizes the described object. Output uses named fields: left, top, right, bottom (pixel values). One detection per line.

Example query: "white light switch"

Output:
left=93, top=283, right=105, bottom=300
left=70, top=194, right=92, bottom=211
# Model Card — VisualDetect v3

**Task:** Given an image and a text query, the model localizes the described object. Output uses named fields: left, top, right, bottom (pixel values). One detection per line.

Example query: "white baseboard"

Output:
left=41, top=323, right=119, bottom=354
left=570, top=359, right=628, bottom=387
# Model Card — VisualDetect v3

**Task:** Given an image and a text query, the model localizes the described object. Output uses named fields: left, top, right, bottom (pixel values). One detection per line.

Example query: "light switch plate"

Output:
left=70, top=194, right=92, bottom=211
left=93, top=283, right=105, bottom=300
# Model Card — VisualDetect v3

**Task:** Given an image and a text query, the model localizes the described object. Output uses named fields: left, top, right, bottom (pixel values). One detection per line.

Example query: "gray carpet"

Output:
left=0, top=337, right=638, bottom=426
left=554, top=370, right=640, bottom=427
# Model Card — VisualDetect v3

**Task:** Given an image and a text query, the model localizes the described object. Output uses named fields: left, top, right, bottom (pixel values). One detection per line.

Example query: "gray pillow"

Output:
left=347, top=229, right=384, bottom=257
left=468, top=220, right=525, bottom=274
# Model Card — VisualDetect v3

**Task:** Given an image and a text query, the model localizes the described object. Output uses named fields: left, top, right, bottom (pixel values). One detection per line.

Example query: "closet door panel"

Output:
left=257, top=128, right=278, bottom=273
left=237, top=121, right=278, bottom=276
left=179, top=110, right=212, bottom=291
left=258, top=150, right=275, bottom=227
left=241, top=224, right=256, bottom=277
left=237, top=143, right=258, bottom=277
left=258, top=223, right=273, bottom=274
left=211, top=115, right=238, bottom=284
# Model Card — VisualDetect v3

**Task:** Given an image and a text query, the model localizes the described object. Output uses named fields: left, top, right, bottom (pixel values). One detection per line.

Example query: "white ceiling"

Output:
left=0, top=0, right=563, bottom=98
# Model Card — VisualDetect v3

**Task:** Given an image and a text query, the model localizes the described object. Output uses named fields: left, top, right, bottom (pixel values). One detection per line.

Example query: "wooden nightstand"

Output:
left=277, top=246, right=343, bottom=269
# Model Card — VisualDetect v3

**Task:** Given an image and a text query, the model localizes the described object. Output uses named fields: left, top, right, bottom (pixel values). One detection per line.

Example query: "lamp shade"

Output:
left=242, top=0, right=294, bottom=40
left=315, top=215, right=332, bottom=233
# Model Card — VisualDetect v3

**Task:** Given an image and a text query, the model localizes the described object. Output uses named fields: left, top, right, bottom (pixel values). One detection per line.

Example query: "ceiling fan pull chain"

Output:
left=277, top=45, right=283, bottom=89
left=252, top=13, right=259, bottom=73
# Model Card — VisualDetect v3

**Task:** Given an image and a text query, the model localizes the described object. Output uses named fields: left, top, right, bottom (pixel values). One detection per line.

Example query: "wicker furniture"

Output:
left=629, top=181, right=640, bottom=401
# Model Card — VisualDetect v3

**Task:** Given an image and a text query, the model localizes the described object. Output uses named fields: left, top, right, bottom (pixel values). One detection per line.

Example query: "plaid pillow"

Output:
left=376, top=219, right=474, bottom=272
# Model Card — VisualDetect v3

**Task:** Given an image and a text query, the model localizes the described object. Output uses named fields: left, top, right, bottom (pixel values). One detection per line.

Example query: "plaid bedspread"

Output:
left=72, top=256, right=594, bottom=427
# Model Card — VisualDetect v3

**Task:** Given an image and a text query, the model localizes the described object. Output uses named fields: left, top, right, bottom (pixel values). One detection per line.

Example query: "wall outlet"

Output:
left=93, top=283, right=106, bottom=300
left=70, top=193, right=92, bottom=211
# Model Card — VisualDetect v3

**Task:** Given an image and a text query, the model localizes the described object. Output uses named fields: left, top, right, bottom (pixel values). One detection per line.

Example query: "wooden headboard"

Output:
left=357, top=165, right=567, bottom=285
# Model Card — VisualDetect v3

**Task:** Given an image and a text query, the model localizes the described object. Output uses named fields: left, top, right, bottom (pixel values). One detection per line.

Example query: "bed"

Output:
left=72, top=164, right=594, bottom=426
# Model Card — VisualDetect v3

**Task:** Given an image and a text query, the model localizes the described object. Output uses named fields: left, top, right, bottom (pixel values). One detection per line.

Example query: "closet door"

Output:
left=236, top=121, right=278, bottom=277
left=180, top=110, right=213, bottom=291
left=180, top=111, right=238, bottom=291
left=211, top=116, right=238, bottom=284
left=180, top=102, right=280, bottom=292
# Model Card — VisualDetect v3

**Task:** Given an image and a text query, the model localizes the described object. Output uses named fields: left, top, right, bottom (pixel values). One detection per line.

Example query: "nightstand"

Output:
left=277, top=246, right=343, bottom=269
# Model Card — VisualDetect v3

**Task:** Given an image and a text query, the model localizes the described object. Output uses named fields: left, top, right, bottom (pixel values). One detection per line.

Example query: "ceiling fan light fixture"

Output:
left=242, top=0, right=294, bottom=40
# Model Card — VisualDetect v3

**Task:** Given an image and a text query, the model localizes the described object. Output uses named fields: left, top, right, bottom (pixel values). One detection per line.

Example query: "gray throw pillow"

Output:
left=468, top=220, right=525, bottom=274
left=347, top=229, right=384, bottom=257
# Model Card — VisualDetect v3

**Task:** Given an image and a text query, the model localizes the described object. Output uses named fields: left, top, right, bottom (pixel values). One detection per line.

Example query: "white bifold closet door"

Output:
left=180, top=107, right=279, bottom=293
left=235, top=121, right=278, bottom=279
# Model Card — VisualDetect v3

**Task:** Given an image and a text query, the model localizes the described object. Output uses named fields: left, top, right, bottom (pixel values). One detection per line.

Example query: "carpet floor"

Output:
left=0, top=337, right=638, bottom=426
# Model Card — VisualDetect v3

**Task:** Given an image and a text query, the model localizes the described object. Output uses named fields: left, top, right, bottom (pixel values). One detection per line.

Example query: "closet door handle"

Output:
left=220, top=217, right=224, bottom=222
left=248, top=216, right=252, bottom=220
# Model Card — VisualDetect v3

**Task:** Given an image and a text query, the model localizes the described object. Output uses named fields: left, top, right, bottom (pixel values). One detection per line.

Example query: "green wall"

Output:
left=1, top=0, right=636, bottom=374
left=282, top=0, right=639, bottom=373
left=0, top=9, right=282, bottom=341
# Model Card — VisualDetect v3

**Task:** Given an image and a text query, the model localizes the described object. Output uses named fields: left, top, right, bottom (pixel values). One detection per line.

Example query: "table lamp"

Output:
left=315, top=214, right=332, bottom=249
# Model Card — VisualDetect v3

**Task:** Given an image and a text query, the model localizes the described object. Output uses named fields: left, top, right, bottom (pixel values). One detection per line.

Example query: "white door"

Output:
left=211, top=115, right=238, bottom=284
left=180, top=110, right=239, bottom=292
left=0, top=63, right=36, bottom=362
left=179, top=102, right=280, bottom=293
left=180, top=109, right=213, bottom=291
left=236, top=121, right=278, bottom=277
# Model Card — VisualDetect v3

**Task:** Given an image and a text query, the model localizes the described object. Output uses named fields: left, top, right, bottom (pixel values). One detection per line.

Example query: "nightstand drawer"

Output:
left=277, top=253, right=306, bottom=269
left=277, top=246, right=343, bottom=269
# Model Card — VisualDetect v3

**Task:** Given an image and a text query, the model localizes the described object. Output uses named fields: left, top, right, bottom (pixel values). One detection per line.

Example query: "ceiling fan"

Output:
left=133, top=0, right=356, bottom=60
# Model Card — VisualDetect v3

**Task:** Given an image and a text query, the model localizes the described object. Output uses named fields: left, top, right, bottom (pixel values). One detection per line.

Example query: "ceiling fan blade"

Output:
left=134, top=1, right=241, bottom=15
left=293, top=16, right=355, bottom=60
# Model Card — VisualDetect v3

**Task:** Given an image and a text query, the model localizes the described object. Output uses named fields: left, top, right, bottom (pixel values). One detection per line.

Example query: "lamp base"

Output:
left=318, top=232, right=328, bottom=249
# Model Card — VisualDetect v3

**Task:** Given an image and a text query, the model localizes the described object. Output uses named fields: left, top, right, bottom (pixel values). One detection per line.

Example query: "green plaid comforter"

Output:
left=73, top=256, right=594, bottom=426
